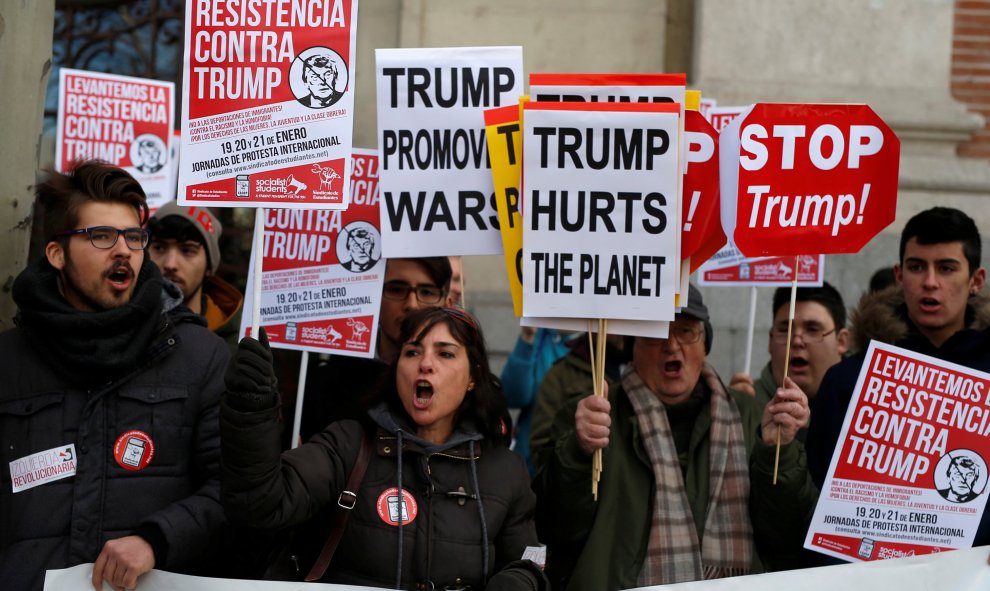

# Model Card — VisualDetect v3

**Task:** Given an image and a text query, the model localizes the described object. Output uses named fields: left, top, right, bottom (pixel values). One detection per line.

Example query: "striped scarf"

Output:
left=624, top=364, right=753, bottom=585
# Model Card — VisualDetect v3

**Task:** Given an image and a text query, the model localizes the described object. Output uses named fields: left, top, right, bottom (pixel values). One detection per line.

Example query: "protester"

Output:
left=0, top=161, right=228, bottom=591
left=500, top=327, right=572, bottom=475
left=299, top=257, right=452, bottom=440
left=148, top=201, right=243, bottom=351
left=529, top=333, right=627, bottom=476
left=533, top=285, right=817, bottom=590
left=806, top=206, right=990, bottom=547
left=868, top=266, right=897, bottom=293
left=221, top=307, right=546, bottom=589
left=729, top=283, right=849, bottom=416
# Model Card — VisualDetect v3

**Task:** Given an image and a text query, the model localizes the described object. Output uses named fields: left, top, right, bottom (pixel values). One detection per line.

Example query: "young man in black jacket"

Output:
left=0, top=161, right=229, bottom=591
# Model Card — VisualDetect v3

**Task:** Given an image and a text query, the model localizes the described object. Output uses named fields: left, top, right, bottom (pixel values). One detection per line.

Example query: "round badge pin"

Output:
left=376, top=487, right=418, bottom=526
left=113, top=430, right=155, bottom=471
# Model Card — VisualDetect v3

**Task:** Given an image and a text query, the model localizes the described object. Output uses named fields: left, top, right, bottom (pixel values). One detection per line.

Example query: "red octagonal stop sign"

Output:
left=720, top=103, right=899, bottom=257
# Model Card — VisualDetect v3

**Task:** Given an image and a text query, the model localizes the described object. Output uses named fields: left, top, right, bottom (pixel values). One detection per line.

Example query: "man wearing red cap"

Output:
left=148, top=202, right=243, bottom=350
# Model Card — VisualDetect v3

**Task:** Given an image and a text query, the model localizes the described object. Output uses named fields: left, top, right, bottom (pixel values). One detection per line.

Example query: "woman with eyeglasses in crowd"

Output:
left=220, top=306, right=546, bottom=590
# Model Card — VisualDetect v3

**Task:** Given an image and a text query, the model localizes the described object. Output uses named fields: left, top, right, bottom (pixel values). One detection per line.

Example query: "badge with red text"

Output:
left=376, top=487, right=418, bottom=526
left=9, top=444, right=77, bottom=493
left=113, top=430, right=154, bottom=471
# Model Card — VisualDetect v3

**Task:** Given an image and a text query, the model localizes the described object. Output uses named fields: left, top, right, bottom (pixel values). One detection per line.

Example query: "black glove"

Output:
left=225, top=327, right=278, bottom=412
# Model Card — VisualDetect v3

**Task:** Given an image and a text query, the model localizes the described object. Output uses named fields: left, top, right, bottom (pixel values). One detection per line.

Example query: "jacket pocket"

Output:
left=0, top=393, right=68, bottom=493
left=115, top=385, right=189, bottom=468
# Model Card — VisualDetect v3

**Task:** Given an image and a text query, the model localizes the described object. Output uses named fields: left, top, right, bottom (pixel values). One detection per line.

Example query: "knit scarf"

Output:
left=624, top=364, right=753, bottom=585
left=13, top=255, right=166, bottom=386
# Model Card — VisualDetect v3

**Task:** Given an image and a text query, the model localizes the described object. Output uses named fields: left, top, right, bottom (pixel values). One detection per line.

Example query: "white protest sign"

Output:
left=179, top=0, right=358, bottom=209
left=56, top=69, right=175, bottom=210
left=522, top=102, right=679, bottom=321
left=697, top=251, right=825, bottom=287
left=806, top=341, right=990, bottom=562
left=240, top=149, right=384, bottom=357
left=45, top=563, right=388, bottom=590
left=625, top=545, right=990, bottom=591
left=376, top=46, right=524, bottom=257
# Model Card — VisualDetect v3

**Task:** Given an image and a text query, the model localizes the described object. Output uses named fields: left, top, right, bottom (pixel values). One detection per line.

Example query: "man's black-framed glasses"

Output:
left=56, top=226, right=150, bottom=250
left=382, top=280, right=443, bottom=304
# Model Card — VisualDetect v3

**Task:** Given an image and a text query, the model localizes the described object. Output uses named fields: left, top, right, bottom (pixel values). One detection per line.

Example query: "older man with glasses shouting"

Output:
left=0, top=160, right=230, bottom=591
left=533, top=284, right=818, bottom=591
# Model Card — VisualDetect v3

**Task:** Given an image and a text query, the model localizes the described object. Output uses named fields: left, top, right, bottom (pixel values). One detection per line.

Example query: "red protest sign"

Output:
left=681, top=109, right=724, bottom=265
left=720, top=104, right=899, bottom=257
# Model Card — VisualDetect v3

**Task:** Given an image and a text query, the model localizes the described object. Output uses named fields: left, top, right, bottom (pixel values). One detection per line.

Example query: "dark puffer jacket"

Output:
left=221, top=401, right=543, bottom=590
left=806, top=287, right=990, bottom=551
left=0, top=262, right=229, bottom=591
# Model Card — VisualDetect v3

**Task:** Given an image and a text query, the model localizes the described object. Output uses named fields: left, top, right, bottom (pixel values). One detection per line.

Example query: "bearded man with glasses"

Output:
left=0, top=161, right=229, bottom=591
left=534, top=285, right=818, bottom=591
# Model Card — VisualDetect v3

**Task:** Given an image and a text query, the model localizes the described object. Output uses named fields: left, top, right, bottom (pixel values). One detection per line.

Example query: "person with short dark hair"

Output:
left=729, top=282, right=849, bottom=412
left=533, top=285, right=817, bottom=590
left=148, top=202, right=243, bottom=351
left=0, top=161, right=228, bottom=591
left=221, top=307, right=547, bottom=589
left=807, top=206, right=990, bottom=553
left=868, top=266, right=896, bottom=293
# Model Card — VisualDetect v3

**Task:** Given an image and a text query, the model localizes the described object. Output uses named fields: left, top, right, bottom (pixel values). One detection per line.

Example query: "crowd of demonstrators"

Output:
left=299, top=257, right=454, bottom=441
left=500, top=327, right=572, bottom=475
left=221, top=307, right=547, bottom=590
left=807, top=207, right=990, bottom=551
left=730, top=283, right=849, bottom=423
left=532, top=285, right=818, bottom=591
left=5, top=160, right=990, bottom=588
left=0, top=162, right=229, bottom=591
left=148, top=202, right=244, bottom=353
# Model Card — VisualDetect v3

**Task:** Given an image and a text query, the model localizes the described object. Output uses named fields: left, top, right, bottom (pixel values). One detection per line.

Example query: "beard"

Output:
left=61, top=254, right=138, bottom=311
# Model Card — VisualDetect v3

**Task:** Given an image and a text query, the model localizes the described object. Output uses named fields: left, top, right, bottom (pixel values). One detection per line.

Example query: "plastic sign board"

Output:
left=806, top=341, right=990, bottom=561
left=56, top=69, right=176, bottom=210
left=682, top=109, right=725, bottom=267
left=720, top=103, right=900, bottom=257
left=698, top=250, right=825, bottom=287
left=521, top=101, right=679, bottom=321
left=240, top=149, right=383, bottom=358
left=179, top=0, right=358, bottom=209
left=376, top=46, right=524, bottom=257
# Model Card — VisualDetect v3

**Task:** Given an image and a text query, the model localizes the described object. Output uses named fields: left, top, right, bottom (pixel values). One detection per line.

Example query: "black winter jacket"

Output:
left=221, top=401, right=543, bottom=590
left=0, top=258, right=229, bottom=591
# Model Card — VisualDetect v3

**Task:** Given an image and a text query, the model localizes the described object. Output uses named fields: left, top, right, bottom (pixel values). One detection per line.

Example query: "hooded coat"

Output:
left=0, top=257, right=229, bottom=591
left=806, top=287, right=990, bottom=547
left=221, top=400, right=544, bottom=590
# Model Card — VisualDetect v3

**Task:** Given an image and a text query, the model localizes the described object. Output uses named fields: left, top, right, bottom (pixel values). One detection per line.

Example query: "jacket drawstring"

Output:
left=468, top=439, right=490, bottom=585
left=396, top=429, right=405, bottom=589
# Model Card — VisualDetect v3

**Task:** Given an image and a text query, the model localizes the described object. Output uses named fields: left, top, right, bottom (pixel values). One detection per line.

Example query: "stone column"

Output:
left=0, top=0, right=54, bottom=331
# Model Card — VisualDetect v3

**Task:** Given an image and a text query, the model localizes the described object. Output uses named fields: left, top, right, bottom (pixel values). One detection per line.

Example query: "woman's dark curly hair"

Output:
left=380, top=307, right=509, bottom=446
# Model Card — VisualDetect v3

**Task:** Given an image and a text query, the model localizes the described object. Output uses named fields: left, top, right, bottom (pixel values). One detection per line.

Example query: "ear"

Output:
left=46, top=241, right=66, bottom=271
left=836, top=327, right=850, bottom=356
left=894, top=263, right=904, bottom=287
left=969, top=267, right=986, bottom=295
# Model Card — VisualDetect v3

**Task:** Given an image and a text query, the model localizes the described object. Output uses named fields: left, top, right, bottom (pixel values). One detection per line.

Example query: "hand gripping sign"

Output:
left=719, top=104, right=899, bottom=257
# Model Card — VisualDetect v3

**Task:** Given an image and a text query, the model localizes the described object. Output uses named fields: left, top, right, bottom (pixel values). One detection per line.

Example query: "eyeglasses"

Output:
left=56, top=226, right=150, bottom=250
left=382, top=281, right=444, bottom=304
left=771, top=326, right=835, bottom=344
left=640, top=322, right=704, bottom=347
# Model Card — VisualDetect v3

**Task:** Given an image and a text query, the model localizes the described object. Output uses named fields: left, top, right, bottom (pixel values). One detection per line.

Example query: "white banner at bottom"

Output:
left=45, top=563, right=388, bottom=591
left=628, top=545, right=988, bottom=591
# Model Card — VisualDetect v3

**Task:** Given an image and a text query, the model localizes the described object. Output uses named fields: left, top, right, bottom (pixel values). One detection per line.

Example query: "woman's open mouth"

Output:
left=413, top=380, right=434, bottom=408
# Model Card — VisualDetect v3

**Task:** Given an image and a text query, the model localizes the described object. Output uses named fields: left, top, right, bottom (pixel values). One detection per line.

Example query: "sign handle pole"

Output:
left=773, top=255, right=800, bottom=484
left=291, top=351, right=309, bottom=449
left=744, top=286, right=758, bottom=375
left=250, top=207, right=266, bottom=336
left=591, top=318, right=608, bottom=500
